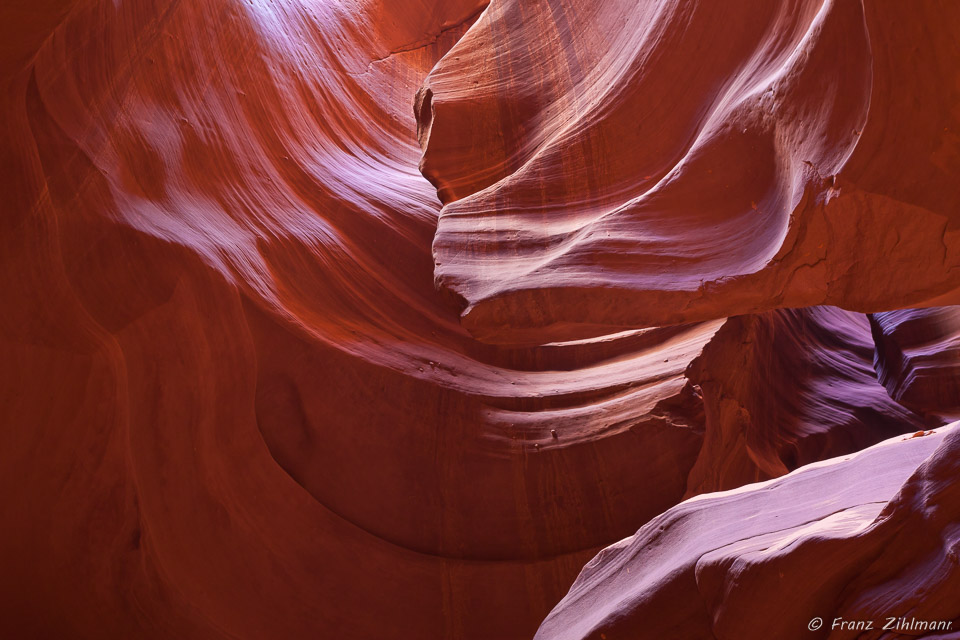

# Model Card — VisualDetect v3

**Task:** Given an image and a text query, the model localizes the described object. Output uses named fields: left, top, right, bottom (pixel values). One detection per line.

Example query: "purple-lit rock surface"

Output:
left=537, top=424, right=960, bottom=640
left=871, top=308, right=960, bottom=424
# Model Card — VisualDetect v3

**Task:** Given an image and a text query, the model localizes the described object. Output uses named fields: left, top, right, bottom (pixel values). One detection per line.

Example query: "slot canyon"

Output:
left=2, top=0, right=959, bottom=638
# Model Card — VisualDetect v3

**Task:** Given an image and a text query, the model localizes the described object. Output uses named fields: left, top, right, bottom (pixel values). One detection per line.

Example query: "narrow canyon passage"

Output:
left=2, top=1, right=959, bottom=639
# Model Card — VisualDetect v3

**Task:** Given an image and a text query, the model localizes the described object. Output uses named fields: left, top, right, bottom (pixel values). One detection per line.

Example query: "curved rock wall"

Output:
left=871, top=307, right=960, bottom=424
left=425, top=0, right=960, bottom=344
left=2, top=0, right=958, bottom=638
left=537, top=425, right=960, bottom=640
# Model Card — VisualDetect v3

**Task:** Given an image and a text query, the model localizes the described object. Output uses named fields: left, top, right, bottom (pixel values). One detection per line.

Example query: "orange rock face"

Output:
left=425, top=0, right=960, bottom=344
left=683, top=307, right=927, bottom=496
left=1, top=1, right=958, bottom=639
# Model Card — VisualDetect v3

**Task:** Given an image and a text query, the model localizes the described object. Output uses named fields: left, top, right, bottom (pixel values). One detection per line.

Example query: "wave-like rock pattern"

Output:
left=3, top=0, right=721, bottom=636
left=425, top=0, right=960, bottom=344
left=871, top=307, right=960, bottom=424
left=684, top=307, right=927, bottom=496
left=537, top=424, right=960, bottom=640
left=1, top=0, right=957, bottom=638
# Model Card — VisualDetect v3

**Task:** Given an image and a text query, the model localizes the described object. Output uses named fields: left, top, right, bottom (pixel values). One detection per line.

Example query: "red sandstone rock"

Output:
left=684, top=306, right=927, bottom=496
left=0, top=0, right=723, bottom=636
left=536, top=423, right=960, bottom=640
left=2, top=0, right=958, bottom=638
left=424, top=0, right=960, bottom=344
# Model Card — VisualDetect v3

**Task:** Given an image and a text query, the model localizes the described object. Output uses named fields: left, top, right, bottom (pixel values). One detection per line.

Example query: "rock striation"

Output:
left=536, top=424, right=960, bottom=640
left=871, top=307, right=960, bottom=425
left=424, top=0, right=960, bottom=344
left=684, top=306, right=928, bottom=497
left=2, top=0, right=958, bottom=638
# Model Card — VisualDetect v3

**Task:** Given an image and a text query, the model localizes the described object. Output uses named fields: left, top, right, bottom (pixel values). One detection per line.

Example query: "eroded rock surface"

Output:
left=537, top=424, right=960, bottom=640
left=684, top=307, right=928, bottom=496
left=871, top=307, right=960, bottom=424
left=2, top=0, right=958, bottom=638
left=424, top=0, right=960, bottom=344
